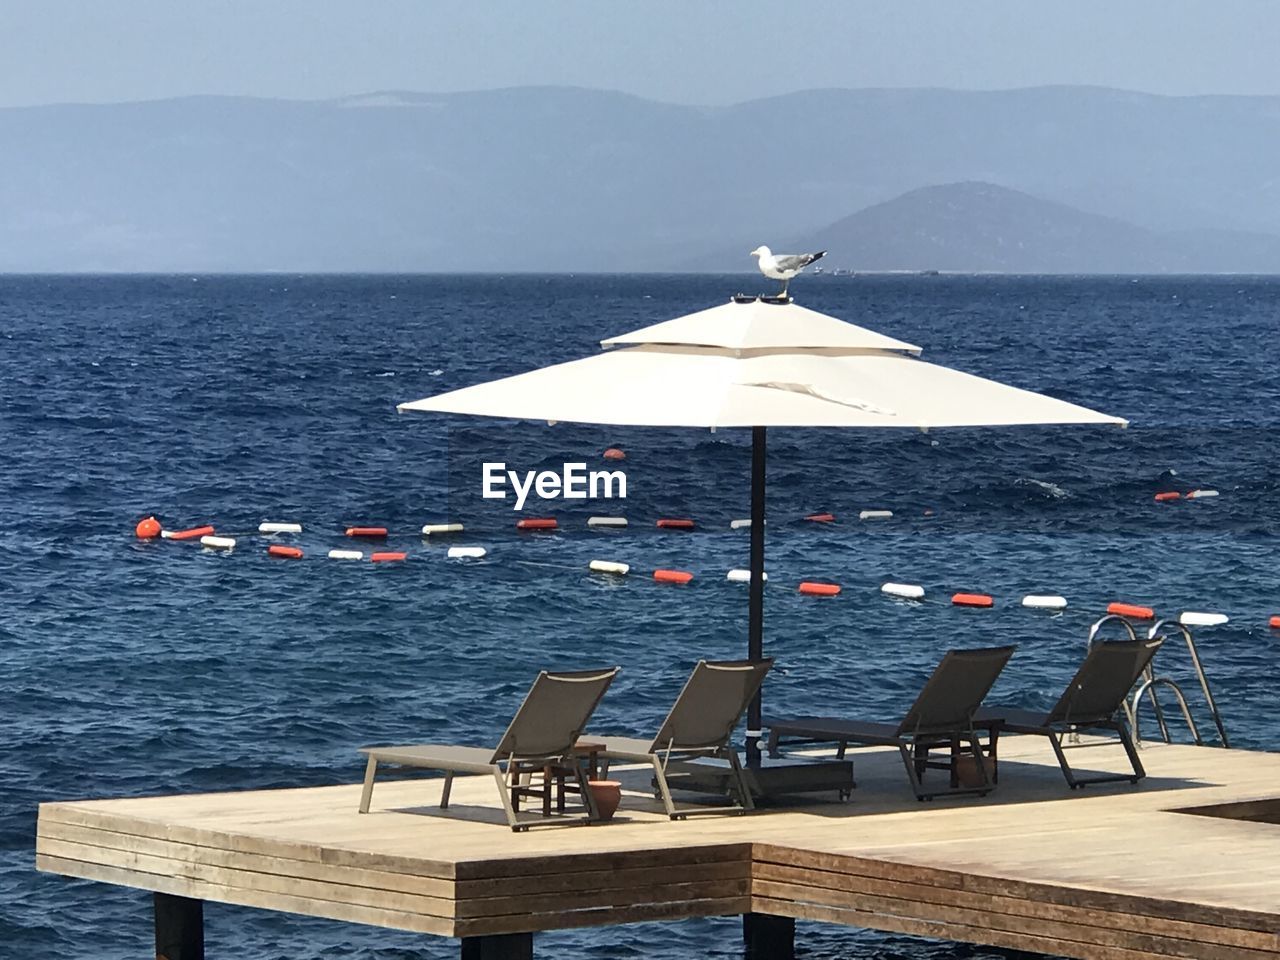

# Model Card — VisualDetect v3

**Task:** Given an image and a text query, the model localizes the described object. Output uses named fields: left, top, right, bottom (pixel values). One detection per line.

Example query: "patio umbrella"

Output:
left=399, top=296, right=1126, bottom=762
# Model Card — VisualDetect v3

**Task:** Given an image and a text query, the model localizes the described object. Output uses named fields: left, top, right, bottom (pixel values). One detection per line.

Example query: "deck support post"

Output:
left=743, top=912, right=794, bottom=959
left=460, top=932, right=533, bottom=960
left=154, top=892, right=204, bottom=960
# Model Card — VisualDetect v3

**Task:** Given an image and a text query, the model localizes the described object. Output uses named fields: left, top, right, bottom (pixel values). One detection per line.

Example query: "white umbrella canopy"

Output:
left=398, top=296, right=1126, bottom=763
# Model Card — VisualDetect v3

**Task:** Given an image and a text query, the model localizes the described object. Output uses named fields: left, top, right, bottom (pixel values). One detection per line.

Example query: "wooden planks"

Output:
left=33, top=740, right=1280, bottom=956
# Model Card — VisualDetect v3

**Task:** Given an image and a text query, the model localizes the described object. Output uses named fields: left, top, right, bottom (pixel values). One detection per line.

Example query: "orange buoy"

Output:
left=952, top=593, right=994, bottom=608
left=1270, top=616, right=1280, bottom=630
left=805, top=513, right=835, bottom=523
left=799, top=581, right=841, bottom=597
left=371, top=551, right=407, bottom=562
left=516, top=518, right=558, bottom=530
left=268, top=545, right=303, bottom=559
left=164, top=525, right=215, bottom=541
left=656, top=518, right=695, bottom=529
left=653, top=569, right=693, bottom=584
left=603, top=447, right=626, bottom=461
left=135, top=516, right=162, bottom=539
left=346, top=526, right=388, bottom=538
left=1154, top=492, right=1181, bottom=502
left=1107, top=602, right=1155, bottom=620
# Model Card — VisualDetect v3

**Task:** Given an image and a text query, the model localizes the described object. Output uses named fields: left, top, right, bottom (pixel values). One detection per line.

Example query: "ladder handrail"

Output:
left=1146, top=619, right=1231, bottom=748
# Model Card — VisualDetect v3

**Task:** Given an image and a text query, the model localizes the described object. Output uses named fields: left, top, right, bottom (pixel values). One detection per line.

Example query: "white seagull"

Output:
left=750, top=245, right=826, bottom=299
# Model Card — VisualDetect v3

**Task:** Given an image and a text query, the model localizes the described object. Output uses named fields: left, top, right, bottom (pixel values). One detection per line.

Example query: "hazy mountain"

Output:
left=781, top=182, right=1280, bottom=274
left=3, top=86, right=1280, bottom=272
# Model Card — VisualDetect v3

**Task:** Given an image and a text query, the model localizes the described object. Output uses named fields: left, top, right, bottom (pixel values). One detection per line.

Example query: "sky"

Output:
left=2, top=1, right=1280, bottom=108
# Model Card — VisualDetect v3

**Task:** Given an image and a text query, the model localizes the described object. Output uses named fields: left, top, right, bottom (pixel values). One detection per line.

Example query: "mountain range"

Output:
left=4, top=86, right=1280, bottom=272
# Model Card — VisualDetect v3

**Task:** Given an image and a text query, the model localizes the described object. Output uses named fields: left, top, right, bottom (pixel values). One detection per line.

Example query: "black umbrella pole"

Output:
left=747, top=425, right=766, bottom=767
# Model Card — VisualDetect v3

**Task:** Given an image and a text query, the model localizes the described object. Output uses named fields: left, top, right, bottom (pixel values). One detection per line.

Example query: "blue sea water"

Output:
left=2, top=273, right=1280, bottom=960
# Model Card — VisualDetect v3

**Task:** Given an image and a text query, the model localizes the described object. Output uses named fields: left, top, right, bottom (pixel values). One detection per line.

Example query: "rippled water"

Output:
left=3, top=274, right=1279, bottom=959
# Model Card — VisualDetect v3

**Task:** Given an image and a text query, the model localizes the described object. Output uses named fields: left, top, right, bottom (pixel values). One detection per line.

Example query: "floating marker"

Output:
left=1022, top=595, right=1068, bottom=610
left=603, top=447, right=626, bottom=461
left=259, top=522, right=302, bottom=534
left=726, top=569, right=767, bottom=583
left=163, top=525, right=215, bottom=541
left=653, top=569, right=693, bottom=584
left=881, top=582, right=925, bottom=600
left=421, top=523, right=464, bottom=535
left=346, top=526, right=388, bottom=538
left=1154, top=492, right=1181, bottom=502
left=371, top=551, right=407, bottom=563
left=860, top=510, right=893, bottom=520
left=135, top=516, right=161, bottom=539
left=199, top=535, right=236, bottom=551
left=799, top=581, right=841, bottom=597
left=1186, top=489, right=1219, bottom=499
left=267, top=545, right=303, bottom=559
left=588, top=516, right=628, bottom=528
left=952, top=593, right=994, bottom=608
left=805, top=513, right=835, bottom=523
left=1107, top=602, right=1155, bottom=620
left=729, top=519, right=753, bottom=529
left=1179, top=611, right=1228, bottom=627
left=328, top=549, right=363, bottom=560
left=516, top=518, right=558, bottom=531
left=1270, top=616, right=1280, bottom=630
left=589, top=560, right=630, bottom=575
left=448, top=546, right=487, bottom=559
left=656, top=518, right=695, bottom=530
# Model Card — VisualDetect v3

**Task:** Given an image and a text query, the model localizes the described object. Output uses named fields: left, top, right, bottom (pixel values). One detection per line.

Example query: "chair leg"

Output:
left=358, top=756, right=378, bottom=814
left=1047, top=731, right=1079, bottom=789
left=1117, top=720, right=1146, bottom=783
left=441, top=771, right=454, bottom=809
left=494, top=766, right=523, bottom=831
left=725, top=747, right=755, bottom=812
left=898, top=743, right=927, bottom=800
left=651, top=756, right=681, bottom=819
left=575, top=762, right=600, bottom=821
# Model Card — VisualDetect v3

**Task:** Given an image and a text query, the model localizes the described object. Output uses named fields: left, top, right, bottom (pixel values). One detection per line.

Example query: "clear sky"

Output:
left=2, top=0, right=1279, bottom=108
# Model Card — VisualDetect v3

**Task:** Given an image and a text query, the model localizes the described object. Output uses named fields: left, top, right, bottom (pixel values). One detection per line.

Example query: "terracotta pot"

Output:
left=587, top=780, right=622, bottom=821
left=954, top=754, right=987, bottom=789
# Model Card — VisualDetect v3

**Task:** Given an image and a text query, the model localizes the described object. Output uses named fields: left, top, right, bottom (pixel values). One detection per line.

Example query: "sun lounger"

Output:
left=357, top=666, right=619, bottom=832
left=590, top=658, right=773, bottom=819
left=766, top=645, right=1016, bottom=800
left=976, top=637, right=1162, bottom=789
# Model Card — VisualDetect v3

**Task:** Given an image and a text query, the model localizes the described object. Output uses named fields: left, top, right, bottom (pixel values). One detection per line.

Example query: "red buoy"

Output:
left=799, top=581, right=841, bottom=596
left=656, top=518, right=695, bottom=529
left=1154, top=492, right=1181, bottom=502
left=371, top=551, right=407, bottom=562
left=516, top=518, right=558, bottom=530
left=1107, top=602, right=1155, bottom=620
left=653, top=569, right=693, bottom=584
left=268, top=545, right=303, bottom=559
left=135, top=516, right=162, bottom=539
left=165, top=525, right=215, bottom=541
left=805, top=513, right=835, bottom=523
left=1270, top=616, right=1280, bottom=630
left=952, top=593, right=994, bottom=608
left=346, top=526, right=388, bottom=538
left=603, top=448, right=626, bottom=461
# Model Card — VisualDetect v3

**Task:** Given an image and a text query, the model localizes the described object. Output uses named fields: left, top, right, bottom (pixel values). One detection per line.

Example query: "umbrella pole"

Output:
left=746, top=425, right=766, bottom=767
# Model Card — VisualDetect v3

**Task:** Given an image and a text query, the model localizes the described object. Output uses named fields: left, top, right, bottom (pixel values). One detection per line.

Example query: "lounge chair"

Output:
left=976, top=637, right=1162, bottom=789
left=766, top=646, right=1016, bottom=800
left=590, top=658, right=774, bottom=819
left=357, top=666, right=619, bottom=832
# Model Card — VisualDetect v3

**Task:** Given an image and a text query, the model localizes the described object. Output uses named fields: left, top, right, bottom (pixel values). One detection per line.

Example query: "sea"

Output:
left=2, top=273, right=1279, bottom=960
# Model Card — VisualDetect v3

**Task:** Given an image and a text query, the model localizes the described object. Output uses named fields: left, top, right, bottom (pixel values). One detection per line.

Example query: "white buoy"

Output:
left=729, top=519, right=754, bottom=529
left=448, top=546, right=487, bottom=559
left=726, top=569, right=767, bottom=583
left=589, top=560, right=630, bottom=575
left=587, top=517, right=628, bottom=528
left=860, top=510, right=893, bottom=520
left=881, top=582, right=925, bottom=599
left=421, top=523, right=464, bottom=535
left=328, top=549, right=363, bottom=560
left=258, top=522, right=302, bottom=534
left=1022, top=595, right=1068, bottom=610
left=200, top=535, right=236, bottom=550
left=1180, top=611, right=1229, bottom=627
left=1186, top=489, right=1219, bottom=499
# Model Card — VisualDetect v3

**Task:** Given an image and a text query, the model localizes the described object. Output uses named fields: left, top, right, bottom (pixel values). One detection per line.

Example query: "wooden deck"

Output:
left=36, top=738, right=1280, bottom=959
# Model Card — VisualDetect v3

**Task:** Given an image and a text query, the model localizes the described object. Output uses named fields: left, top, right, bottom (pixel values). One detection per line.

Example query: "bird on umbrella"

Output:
left=750, top=245, right=826, bottom=299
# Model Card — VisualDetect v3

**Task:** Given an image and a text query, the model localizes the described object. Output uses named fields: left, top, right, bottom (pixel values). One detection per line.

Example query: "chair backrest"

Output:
left=896, top=645, right=1017, bottom=736
left=1047, top=638, right=1163, bottom=725
left=649, top=658, right=774, bottom=752
left=489, top=667, right=620, bottom=762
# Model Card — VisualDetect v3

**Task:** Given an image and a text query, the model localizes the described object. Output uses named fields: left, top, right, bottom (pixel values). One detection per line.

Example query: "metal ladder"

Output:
left=1085, top=614, right=1230, bottom=748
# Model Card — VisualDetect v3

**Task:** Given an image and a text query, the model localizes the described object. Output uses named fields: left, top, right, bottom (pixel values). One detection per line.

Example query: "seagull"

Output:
left=750, top=245, right=826, bottom=299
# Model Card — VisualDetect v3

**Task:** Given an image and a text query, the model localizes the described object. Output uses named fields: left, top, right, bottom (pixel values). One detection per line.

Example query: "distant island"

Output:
left=3, top=85, right=1280, bottom=273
